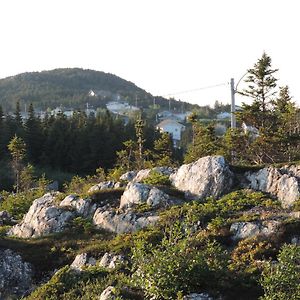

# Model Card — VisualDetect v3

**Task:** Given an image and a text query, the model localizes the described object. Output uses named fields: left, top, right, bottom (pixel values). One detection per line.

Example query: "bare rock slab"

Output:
left=170, top=156, right=233, bottom=199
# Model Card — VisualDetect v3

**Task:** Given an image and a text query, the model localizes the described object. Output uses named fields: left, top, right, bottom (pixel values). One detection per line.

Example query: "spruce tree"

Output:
left=239, top=52, right=278, bottom=129
left=8, top=135, right=26, bottom=193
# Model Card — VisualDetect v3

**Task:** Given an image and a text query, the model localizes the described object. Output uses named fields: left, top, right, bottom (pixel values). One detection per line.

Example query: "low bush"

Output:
left=260, top=244, right=300, bottom=300
left=142, top=171, right=171, bottom=186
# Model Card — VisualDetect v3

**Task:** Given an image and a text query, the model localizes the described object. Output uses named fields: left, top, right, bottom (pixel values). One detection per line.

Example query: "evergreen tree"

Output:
left=184, top=123, right=220, bottom=163
left=0, top=105, right=5, bottom=157
left=8, top=135, right=26, bottom=193
left=239, top=52, right=278, bottom=129
left=24, top=103, right=44, bottom=163
left=135, top=116, right=146, bottom=169
left=153, top=132, right=175, bottom=167
left=14, top=101, right=24, bottom=136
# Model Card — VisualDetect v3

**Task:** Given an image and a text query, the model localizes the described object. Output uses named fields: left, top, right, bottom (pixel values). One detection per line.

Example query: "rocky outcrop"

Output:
left=244, top=167, right=300, bottom=208
left=7, top=193, right=74, bottom=238
left=0, top=211, right=14, bottom=225
left=100, top=286, right=116, bottom=300
left=121, top=166, right=174, bottom=183
left=70, top=253, right=96, bottom=271
left=170, top=156, right=233, bottom=199
left=0, top=249, right=32, bottom=299
left=230, top=220, right=281, bottom=240
left=93, top=207, right=159, bottom=234
left=60, top=194, right=96, bottom=217
left=119, top=182, right=169, bottom=210
left=88, top=181, right=116, bottom=193
left=183, top=293, right=213, bottom=300
left=99, top=252, right=124, bottom=269
left=120, top=171, right=137, bottom=182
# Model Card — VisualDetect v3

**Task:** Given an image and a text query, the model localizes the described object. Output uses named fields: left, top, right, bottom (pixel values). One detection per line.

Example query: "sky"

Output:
left=1, top=0, right=300, bottom=107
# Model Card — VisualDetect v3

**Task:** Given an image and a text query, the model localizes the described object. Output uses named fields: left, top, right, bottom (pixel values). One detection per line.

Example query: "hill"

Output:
left=0, top=68, right=198, bottom=112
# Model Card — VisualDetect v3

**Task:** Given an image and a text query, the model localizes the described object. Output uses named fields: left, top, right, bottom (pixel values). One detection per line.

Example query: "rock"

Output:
left=0, top=249, right=32, bottom=299
left=280, top=164, right=300, bottom=179
left=70, top=253, right=96, bottom=271
left=170, top=156, right=233, bottom=199
left=46, top=180, right=59, bottom=192
left=132, top=169, right=152, bottom=183
left=120, top=171, right=137, bottom=182
left=99, top=252, right=124, bottom=269
left=88, top=181, right=115, bottom=193
left=291, top=236, right=300, bottom=245
left=183, top=293, right=213, bottom=300
left=7, top=193, right=74, bottom=238
left=119, top=182, right=169, bottom=210
left=0, top=211, right=14, bottom=225
left=230, top=220, right=280, bottom=240
left=245, top=167, right=300, bottom=208
left=131, top=166, right=175, bottom=183
left=99, top=286, right=116, bottom=300
left=60, top=194, right=96, bottom=217
left=93, top=208, right=159, bottom=234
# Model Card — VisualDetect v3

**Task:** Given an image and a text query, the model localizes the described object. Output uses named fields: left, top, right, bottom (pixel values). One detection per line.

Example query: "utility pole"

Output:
left=230, top=78, right=236, bottom=128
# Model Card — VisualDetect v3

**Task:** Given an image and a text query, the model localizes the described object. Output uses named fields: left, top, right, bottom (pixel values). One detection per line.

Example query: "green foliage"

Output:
left=184, top=122, right=222, bottom=164
left=69, top=217, right=95, bottom=235
left=8, top=135, right=26, bottom=192
left=19, top=163, right=35, bottom=192
left=142, top=171, right=171, bottom=186
left=160, top=189, right=278, bottom=232
left=260, top=244, right=300, bottom=300
left=131, top=223, right=227, bottom=299
left=25, top=265, right=110, bottom=300
left=0, top=186, right=47, bottom=220
left=152, top=132, right=176, bottom=167
left=64, top=169, right=106, bottom=195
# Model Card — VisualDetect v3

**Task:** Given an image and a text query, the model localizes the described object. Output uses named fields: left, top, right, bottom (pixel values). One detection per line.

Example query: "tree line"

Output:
left=0, top=103, right=179, bottom=190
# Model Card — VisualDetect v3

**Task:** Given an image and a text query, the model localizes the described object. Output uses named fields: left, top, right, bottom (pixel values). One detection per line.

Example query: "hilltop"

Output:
left=0, top=68, right=198, bottom=112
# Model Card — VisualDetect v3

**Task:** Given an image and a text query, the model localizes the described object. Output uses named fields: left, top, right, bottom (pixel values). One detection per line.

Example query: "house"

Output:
left=106, top=101, right=139, bottom=114
left=217, top=112, right=231, bottom=119
left=156, top=119, right=186, bottom=148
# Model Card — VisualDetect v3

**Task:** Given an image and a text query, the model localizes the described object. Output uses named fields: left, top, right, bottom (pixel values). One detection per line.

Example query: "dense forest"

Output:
left=0, top=68, right=200, bottom=113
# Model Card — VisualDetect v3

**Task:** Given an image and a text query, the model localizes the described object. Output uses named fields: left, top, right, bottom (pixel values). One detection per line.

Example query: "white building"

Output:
left=106, top=101, right=139, bottom=114
left=156, top=119, right=186, bottom=148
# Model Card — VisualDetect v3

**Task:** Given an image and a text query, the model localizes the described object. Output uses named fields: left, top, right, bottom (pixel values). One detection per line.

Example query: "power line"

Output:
left=162, top=82, right=228, bottom=97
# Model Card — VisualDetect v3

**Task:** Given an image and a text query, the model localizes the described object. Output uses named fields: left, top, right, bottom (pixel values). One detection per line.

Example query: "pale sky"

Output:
left=1, top=0, right=299, bottom=107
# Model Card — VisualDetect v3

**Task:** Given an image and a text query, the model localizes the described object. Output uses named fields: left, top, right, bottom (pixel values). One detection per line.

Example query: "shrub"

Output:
left=260, top=244, right=300, bottom=300
left=142, top=171, right=170, bottom=186
left=131, top=223, right=227, bottom=299
left=0, top=188, right=46, bottom=220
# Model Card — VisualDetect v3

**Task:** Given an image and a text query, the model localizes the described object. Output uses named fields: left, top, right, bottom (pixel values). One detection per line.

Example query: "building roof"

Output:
left=156, top=119, right=185, bottom=128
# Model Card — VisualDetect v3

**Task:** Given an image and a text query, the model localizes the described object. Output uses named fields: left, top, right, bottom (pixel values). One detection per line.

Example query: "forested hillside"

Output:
left=0, top=68, right=198, bottom=112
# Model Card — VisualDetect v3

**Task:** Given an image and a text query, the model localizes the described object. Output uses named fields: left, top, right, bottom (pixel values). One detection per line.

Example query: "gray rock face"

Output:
left=120, top=171, right=137, bottom=182
left=70, top=253, right=96, bottom=271
left=99, top=252, right=124, bottom=269
left=170, top=156, right=233, bottom=199
left=183, top=293, right=213, bottom=300
left=129, top=166, right=175, bottom=183
left=60, top=194, right=96, bottom=217
left=7, top=193, right=74, bottom=238
left=93, top=207, right=159, bottom=234
left=245, top=167, right=300, bottom=208
left=0, top=211, right=14, bottom=225
left=0, top=249, right=32, bottom=298
left=119, top=182, right=169, bottom=210
left=99, top=286, right=116, bottom=300
left=88, top=181, right=115, bottom=193
left=230, top=220, right=280, bottom=240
